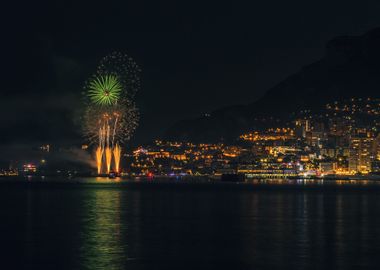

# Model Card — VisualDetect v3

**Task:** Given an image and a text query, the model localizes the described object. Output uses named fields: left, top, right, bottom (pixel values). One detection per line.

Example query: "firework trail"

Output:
left=113, top=144, right=122, bottom=173
left=105, top=147, right=112, bottom=174
left=96, top=146, right=103, bottom=174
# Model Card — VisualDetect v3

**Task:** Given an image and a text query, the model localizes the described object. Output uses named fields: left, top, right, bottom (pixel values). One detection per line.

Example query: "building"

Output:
left=295, top=119, right=310, bottom=138
left=306, top=131, right=325, bottom=147
left=320, top=148, right=336, bottom=158
left=349, top=136, right=374, bottom=174
left=319, top=162, right=337, bottom=174
left=22, top=164, right=37, bottom=174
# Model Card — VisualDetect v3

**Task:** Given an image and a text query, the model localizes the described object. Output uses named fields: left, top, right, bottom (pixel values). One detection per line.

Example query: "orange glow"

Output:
left=105, top=147, right=112, bottom=173
left=96, top=146, right=104, bottom=174
left=113, top=144, right=122, bottom=173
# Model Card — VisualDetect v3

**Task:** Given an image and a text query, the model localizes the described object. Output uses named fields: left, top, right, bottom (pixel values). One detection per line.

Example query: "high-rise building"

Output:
left=295, top=119, right=310, bottom=138
left=306, top=131, right=326, bottom=147
left=329, top=117, right=352, bottom=136
left=373, top=134, right=380, bottom=160
left=349, top=136, right=374, bottom=173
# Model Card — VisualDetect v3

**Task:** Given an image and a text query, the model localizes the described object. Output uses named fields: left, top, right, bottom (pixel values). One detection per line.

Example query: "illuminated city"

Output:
left=4, top=98, right=380, bottom=180
left=118, top=99, right=380, bottom=179
left=3, top=2, right=380, bottom=269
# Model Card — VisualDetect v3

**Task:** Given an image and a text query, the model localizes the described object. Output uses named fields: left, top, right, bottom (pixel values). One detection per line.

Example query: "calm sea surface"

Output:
left=1, top=177, right=380, bottom=269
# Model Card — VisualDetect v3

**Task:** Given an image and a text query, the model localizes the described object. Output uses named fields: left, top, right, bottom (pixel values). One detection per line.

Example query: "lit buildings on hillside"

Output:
left=295, top=119, right=310, bottom=138
left=348, top=135, right=374, bottom=174
left=3, top=98, right=380, bottom=178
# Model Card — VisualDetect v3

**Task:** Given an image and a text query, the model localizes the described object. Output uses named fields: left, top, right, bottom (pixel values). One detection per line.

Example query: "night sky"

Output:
left=3, top=1, right=380, bottom=152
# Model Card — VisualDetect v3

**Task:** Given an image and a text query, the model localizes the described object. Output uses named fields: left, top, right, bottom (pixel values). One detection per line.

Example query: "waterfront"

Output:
left=1, top=178, right=380, bottom=269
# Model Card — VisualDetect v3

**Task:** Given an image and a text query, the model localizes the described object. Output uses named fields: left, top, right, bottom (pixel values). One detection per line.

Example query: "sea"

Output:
left=1, top=176, right=380, bottom=270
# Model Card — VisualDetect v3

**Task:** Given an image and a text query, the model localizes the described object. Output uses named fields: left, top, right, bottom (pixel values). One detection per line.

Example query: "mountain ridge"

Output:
left=165, top=28, right=380, bottom=142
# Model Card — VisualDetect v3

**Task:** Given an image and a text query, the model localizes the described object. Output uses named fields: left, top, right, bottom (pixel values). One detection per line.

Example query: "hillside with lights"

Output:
left=166, top=28, right=380, bottom=142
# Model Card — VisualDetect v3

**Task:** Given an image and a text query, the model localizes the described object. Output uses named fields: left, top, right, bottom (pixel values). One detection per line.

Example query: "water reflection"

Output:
left=2, top=182, right=380, bottom=269
left=78, top=189, right=126, bottom=269
left=249, top=178, right=376, bottom=186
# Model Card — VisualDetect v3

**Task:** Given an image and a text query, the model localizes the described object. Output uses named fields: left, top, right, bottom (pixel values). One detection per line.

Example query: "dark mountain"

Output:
left=165, top=28, right=380, bottom=142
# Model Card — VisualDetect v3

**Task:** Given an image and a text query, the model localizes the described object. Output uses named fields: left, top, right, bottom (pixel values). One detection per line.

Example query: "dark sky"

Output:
left=2, top=0, right=380, bottom=151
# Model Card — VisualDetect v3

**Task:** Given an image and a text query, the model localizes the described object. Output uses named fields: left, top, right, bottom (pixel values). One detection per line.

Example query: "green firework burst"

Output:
left=87, top=75, right=122, bottom=105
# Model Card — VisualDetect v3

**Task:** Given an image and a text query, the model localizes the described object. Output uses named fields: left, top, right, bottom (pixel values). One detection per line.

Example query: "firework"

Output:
left=83, top=102, right=139, bottom=145
left=105, top=147, right=112, bottom=174
left=113, top=144, right=122, bottom=173
left=97, top=51, right=141, bottom=99
left=96, top=146, right=103, bottom=174
left=87, top=75, right=122, bottom=106
left=83, top=52, right=140, bottom=175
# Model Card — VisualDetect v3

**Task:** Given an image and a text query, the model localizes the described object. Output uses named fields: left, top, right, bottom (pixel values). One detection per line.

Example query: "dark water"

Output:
left=1, top=178, right=380, bottom=269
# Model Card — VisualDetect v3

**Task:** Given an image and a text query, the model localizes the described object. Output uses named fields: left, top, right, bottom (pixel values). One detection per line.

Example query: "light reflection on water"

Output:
left=79, top=190, right=126, bottom=269
left=5, top=175, right=380, bottom=187
left=248, top=178, right=375, bottom=186
left=1, top=179, right=380, bottom=269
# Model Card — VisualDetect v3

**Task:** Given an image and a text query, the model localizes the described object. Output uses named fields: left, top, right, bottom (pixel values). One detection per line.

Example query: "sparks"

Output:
left=82, top=52, right=140, bottom=175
